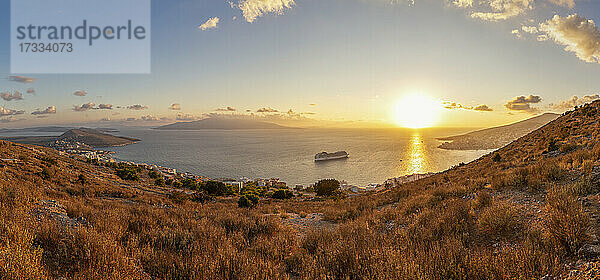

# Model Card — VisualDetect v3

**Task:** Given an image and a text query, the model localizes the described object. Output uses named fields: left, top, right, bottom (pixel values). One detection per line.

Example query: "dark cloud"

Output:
left=474, top=105, right=493, bottom=112
left=169, top=103, right=181, bottom=110
left=0, top=116, right=24, bottom=123
left=31, top=106, right=56, bottom=115
left=128, top=104, right=148, bottom=110
left=73, top=90, right=87, bottom=97
left=1, top=91, right=24, bottom=101
left=216, top=106, right=236, bottom=112
left=0, top=106, right=25, bottom=116
left=550, top=95, right=600, bottom=111
left=97, top=104, right=113, bottom=110
left=26, top=88, right=35, bottom=94
left=73, top=102, right=95, bottom=112
left=504, top=95, right=542, bottom=113
left=8, top=76, right=35, bottom=83
left=257, top=107, right=278, bottom=113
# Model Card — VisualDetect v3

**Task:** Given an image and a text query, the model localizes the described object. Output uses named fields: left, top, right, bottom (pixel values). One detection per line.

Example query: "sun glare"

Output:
left=394, top=93, right=441, bottom=129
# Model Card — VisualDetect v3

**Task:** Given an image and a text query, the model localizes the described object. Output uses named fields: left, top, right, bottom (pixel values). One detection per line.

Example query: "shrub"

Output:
left=492, top=153, right=502, bottom=162
left=201, top=181, right=229, bottom=196
left=546, top=189, right=590, bottom=255
left=238, top=194, right=259, bottom=208
left=272, top=189, right=294, bottom=199
left=148, top=170, right=160, bottom=179
left=38, top=168, right=52, bottom=180
left=116, top=167, right=139, bottom=181
left=472, top=191, right=492, bottom=210
left=181, top=179, right=198, bottom=190
left=314, top=179, right=340, bottom=197
left=154, top=177, right=165, bottom=187
left=168, top=191, right=189, bottom=204
left=478, top=202, right=523, bottom=241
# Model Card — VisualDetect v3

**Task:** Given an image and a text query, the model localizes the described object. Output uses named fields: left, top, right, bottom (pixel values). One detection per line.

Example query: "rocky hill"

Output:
left=438, top=112, right=560, bottom=150
left=0, top=102, right=599, bottom=279
left=2, top=128, right=139, bottom=148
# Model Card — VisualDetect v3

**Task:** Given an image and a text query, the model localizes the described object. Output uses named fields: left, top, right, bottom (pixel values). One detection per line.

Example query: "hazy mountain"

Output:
left=2, top=128, right=137, bottom=148
left=155, top=118, right=289, bottom=130
left=438, top=113, right=560, bottom=150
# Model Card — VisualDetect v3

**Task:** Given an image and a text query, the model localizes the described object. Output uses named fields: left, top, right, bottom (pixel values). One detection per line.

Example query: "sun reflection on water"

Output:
left=408, top=132, right=425, bottom=174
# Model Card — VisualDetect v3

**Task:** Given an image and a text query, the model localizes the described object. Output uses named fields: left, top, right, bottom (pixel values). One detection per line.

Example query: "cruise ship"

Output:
left=314, top=151, right=349, bottom=162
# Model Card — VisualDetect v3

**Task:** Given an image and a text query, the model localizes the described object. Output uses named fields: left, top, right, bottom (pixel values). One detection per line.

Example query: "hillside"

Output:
left=0, top=102, right=599, bottom=279
left=57, top=128, right=139, bottom=147
left=2, top=128, right=138, bottom=148
left=438, top=113, right=560, bottom=150
left=155, top=118, right=289, bottom=130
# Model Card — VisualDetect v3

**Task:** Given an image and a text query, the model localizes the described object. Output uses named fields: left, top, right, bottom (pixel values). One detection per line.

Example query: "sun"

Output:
left=393, top=93, right=441, bottom=129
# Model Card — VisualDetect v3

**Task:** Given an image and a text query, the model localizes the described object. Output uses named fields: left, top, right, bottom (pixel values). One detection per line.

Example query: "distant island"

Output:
left=0, top=126, right=119, bottom=134
left=155, top=118, right=290, bottom=130
left=438, top=113, right=560, bottom=150
left=2, top=128, right=139, bottom=148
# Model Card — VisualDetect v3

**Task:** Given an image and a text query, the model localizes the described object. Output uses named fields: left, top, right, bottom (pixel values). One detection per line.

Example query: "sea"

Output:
left=99, top=127, right=492, bottom=186
left=1, top=127, right=492, bottom=186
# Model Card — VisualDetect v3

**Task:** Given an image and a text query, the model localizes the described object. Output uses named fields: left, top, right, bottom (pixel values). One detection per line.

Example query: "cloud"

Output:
left=1, top=91, right=23, bottom=101
left=539, top=14, right=600, bottom=63
left=548, top=0, right=575, bottom=8
left=31, top=106, right=57, bottom=115
left=521, top=25, right=538, bottom=34
left=26, top=88, right=35, bottom=94
left=443, top=101, right=493, bottom=112
left=470, top=0, right=533, bottom=21
left=97, top=104, right=113, bottom=110
left=199, top=17, right=220, bottom=30
left=309, top=103, right=317, bottom=106
left=504, top=95, right=542, bottom=113
left=73, top=102, right=95, bottom=112
left=141, top=115, right=159, bottom=121
left=176, top=113, right=199, bottom=121
left=512, top=29, right=521, bottom=38
left=550, top=94, right=600, bottom=110
left=216, top=106, right=236, bottom=112
left=128, top=104, right=148, bottom=110
left=73, top=90, right=87, bottom=97
left=474, top=105, right=494, bottom=111
left=257, top=107, right=279, bottom=113
left=237, top=0, right=295, bottom=23
left=452, top=0, right=473, bottom=8
left=0, top=106, right=25, bottom=116
left=8, top=76, right=35, bottom=83
left=0, top=116, right=24, bottom=123
left=169, top=103, right=181, bottom=110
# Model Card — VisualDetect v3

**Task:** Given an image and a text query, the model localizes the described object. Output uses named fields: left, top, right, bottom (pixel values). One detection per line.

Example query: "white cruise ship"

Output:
left=314, top=151, right=349, bottom=162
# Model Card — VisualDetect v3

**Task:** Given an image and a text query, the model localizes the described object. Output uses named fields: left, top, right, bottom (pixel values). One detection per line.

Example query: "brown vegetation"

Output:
left=1, top=101, right=600, bottom=279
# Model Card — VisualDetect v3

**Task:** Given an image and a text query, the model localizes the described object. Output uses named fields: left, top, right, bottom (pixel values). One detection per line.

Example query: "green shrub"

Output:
left=314, top=179, right=340, bottom=197
left=201, top=181, right=229, bottom=196
left=272, top=189, right=294, bottom=199
left=238, top=194, right=259, bottom=208
left=492, top=153, right=501, bottom=163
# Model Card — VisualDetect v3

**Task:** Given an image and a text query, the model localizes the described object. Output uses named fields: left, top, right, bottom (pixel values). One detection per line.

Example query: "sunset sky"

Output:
left=1, top=0, right=600, bottom=128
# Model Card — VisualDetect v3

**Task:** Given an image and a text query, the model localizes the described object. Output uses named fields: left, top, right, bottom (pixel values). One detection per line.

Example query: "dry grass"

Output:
left=1, top=101, right=600, bottom=279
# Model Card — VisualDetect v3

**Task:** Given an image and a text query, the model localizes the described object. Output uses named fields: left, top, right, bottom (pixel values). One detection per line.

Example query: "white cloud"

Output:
left=470, top=0, right=533, bottom=21
left=176, top=113, right=199, bottom=121
left=547, top=0, right=575, bottom=8
left=512, top=29, right=522, bottom=38
left=452, top=0, right=473, bottom=8
left=237, top=0, right=295, bottom=23
left=169, top=103, right=181, bottom=110
left=199, top=17, right=220, bottom=31
left=521, top=25, right=538, bottom=33
left=31, top=106, right=56, bottom=115
left=257, top=107, right=278, bottom=113
left=539, top=14, right=600, bottom=63
left=216, top=106, right=236, bottom=112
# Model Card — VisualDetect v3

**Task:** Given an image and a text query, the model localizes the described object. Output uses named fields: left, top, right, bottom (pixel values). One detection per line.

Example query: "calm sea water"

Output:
left=97, top=127, right=491, bottom=186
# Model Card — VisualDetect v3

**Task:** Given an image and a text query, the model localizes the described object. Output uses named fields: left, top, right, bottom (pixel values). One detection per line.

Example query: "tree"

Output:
left=77, top=174, right=87, bottom=186
left=201, top=181, right=229, bottom=196
left=314, top=179, right=340, bottom=197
